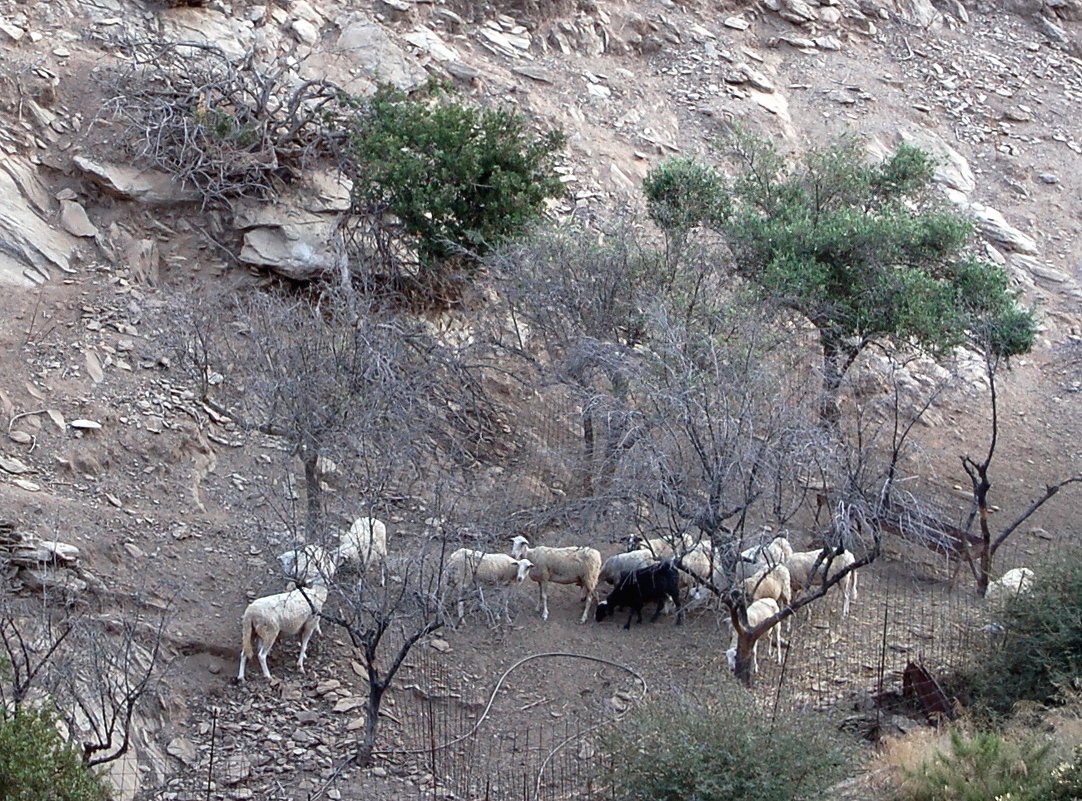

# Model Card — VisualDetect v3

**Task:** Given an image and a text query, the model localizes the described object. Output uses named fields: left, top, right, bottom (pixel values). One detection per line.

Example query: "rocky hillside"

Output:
left=1, top=0, right=1082, bottom=797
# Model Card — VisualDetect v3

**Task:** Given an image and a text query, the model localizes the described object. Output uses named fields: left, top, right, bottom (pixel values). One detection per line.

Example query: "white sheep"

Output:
left=510, top=535, right=602, bottom=623
left=278, top=544, right=336, bottom=586
left=725, top=597, right=783, bottom=674
left=628, top=532, right=712, bottom=560
left=744, top=562, right=792, bottom=608
left=672, top=543, right=716, bottom=609
left=238, top=583, right=328, bottom=682
left=985, top=567, right=1035, bottom=601
left=337, top=516, right=388, bottom=586
left=626, top=534, right=675, bottom=559
left=740, top=534, right=794, bottom=567
left=599, top=549, right=657, bottom=586
left=443, top=548, right=533, bottom=622
left=785, top=547, right=858, bottom=617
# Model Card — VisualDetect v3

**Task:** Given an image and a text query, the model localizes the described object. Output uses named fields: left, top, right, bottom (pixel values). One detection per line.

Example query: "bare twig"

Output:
left=97, top=38, right=348, bottom=208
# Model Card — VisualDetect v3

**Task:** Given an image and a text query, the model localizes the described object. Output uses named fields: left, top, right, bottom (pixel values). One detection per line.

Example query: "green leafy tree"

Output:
left=644, top=134, right=1036, bottom=426
left=0, top=707, right=110, bottom=801
left=342, top=82, right=565, bottom=289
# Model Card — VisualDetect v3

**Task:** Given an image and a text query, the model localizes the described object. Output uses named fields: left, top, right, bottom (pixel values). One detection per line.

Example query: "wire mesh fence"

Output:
left=140, top=524, right=1057, bottom=801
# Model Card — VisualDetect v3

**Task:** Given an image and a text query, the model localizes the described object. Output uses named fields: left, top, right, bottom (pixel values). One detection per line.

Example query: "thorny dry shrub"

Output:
left=97, top=40, right=343, bottom=206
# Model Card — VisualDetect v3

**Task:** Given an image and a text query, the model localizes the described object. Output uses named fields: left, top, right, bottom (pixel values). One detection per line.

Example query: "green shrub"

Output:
left=642, top=156, right=729, bottom=233
left=600, top=675, right=853, bottom=801
left=0, top=707, right=110, bottom=801
left=1043, top=744, right=1082, bottom=801
left=342, top=81, right=565, bottom=278
left=960, top=549, right=1082, bottom=717
left=899, top=728, right=1052, bottom=801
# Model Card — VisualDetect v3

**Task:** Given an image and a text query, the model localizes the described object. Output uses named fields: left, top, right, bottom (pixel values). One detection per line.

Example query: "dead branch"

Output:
left=97, top=38, right=347, bottom=207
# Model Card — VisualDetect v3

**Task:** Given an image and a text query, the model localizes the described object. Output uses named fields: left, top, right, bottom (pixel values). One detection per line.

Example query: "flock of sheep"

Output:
left=235, top=518, right=1036, bottom=682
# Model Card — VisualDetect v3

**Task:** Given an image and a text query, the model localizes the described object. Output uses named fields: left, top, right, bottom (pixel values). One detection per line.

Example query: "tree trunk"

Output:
left=582, top=407, right=595, bottom=493
left=733, top=634, right=756, bottom=686
left=819, top=338, right=845, bottom=428
left=974, top=468, right=992, bottom=596
left=303, top=449, right=322, bottom=541
left=355, top=682, right=385, bottom=767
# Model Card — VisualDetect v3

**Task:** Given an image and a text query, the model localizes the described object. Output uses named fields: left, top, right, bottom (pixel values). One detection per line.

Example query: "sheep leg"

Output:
left=297, top=618, right=318, bottom=673
left=623, top=607, right=635, bottom=630
left=651, top=599, right=665, bottom=623
left=539, top=582, right=549, bottom=621
left=237, top=652, right=248, bottom=682
left=257, top=642, right=273, bottom=681
left=578, top=588, right=594, bottom=624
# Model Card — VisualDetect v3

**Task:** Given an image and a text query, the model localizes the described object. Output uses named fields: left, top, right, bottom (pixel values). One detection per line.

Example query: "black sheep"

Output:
left=595, top=560, right=683, bottom=630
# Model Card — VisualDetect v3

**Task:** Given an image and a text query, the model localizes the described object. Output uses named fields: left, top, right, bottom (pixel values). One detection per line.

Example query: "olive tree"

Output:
left=340, top=81, right=565, bottom=295
left=644, top=135, right=1036, bottom=427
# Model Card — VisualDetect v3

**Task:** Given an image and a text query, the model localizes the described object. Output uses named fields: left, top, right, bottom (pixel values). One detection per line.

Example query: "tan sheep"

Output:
left=510, top=535, right=602, bottom=623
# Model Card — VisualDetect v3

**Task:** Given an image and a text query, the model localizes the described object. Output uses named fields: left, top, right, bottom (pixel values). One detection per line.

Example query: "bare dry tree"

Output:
left=53, top=609, right=169, bottom=767
left=319, top=527, right=447, bottom=768
left=169, top=286, right=439, bottom=540
left=596, top=299, right=929, bottom=684
left=0, top=592, right=169, bottom=767
left=616, top=299, right=837, bottom=545
left=97, top=39, right=344, bottom=206
left=962, top=332, right=1081, bottom=595
left=492, top=218, right=670, bottom=494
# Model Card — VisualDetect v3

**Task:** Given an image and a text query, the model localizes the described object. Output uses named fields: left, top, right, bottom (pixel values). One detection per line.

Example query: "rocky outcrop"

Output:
left=234, top=170, right=352, bottom=280
left=0, top=157, right=79, bottom=285
left=72, top=156, right=199, bottom=205
left=298, top=16, right=427, bottom=94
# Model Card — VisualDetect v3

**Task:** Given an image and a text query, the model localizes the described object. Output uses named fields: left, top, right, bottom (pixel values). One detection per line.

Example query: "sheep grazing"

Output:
left=238, top=583, right=328, bottom=682
left=596, top=560, right=683, bottom=630
left=985, top=567, right=1035, bottom=601
left=599, top=549, right=657, bottom=586
left=625, top=534, right=675, bottom=559
left=443, top=548, right=533, bottom=622
left=725, top=597, right=782, bottom=674
left=743, top=563, right=792, bottom=608
left=740, top=535, right=794, bottom=568
left=337, top=516, right=388, bottom=586
left=278, top=544, right=336, bottom=586
left=785, top=546, right=858, bottom=617
left=627, top=532, right=712, bottom=560
left=510, top=535, right=602, bottom=623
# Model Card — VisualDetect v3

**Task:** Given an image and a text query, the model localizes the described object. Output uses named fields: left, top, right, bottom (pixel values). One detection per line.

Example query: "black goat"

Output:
left=595, top=560, right=682, bottom=630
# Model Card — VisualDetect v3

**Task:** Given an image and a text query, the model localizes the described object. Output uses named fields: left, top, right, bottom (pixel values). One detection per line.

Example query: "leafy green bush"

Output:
left=342, top=82, right=565, bottom=279
left=960, top=550, right=1082, bottom=717
left=899, top=728, right=1052, bottom=801
left=600, top=675, right=853, bottom=801
left=0, top=707, right=110, bottom=801
left=642, top=156, right=729, bottom=233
